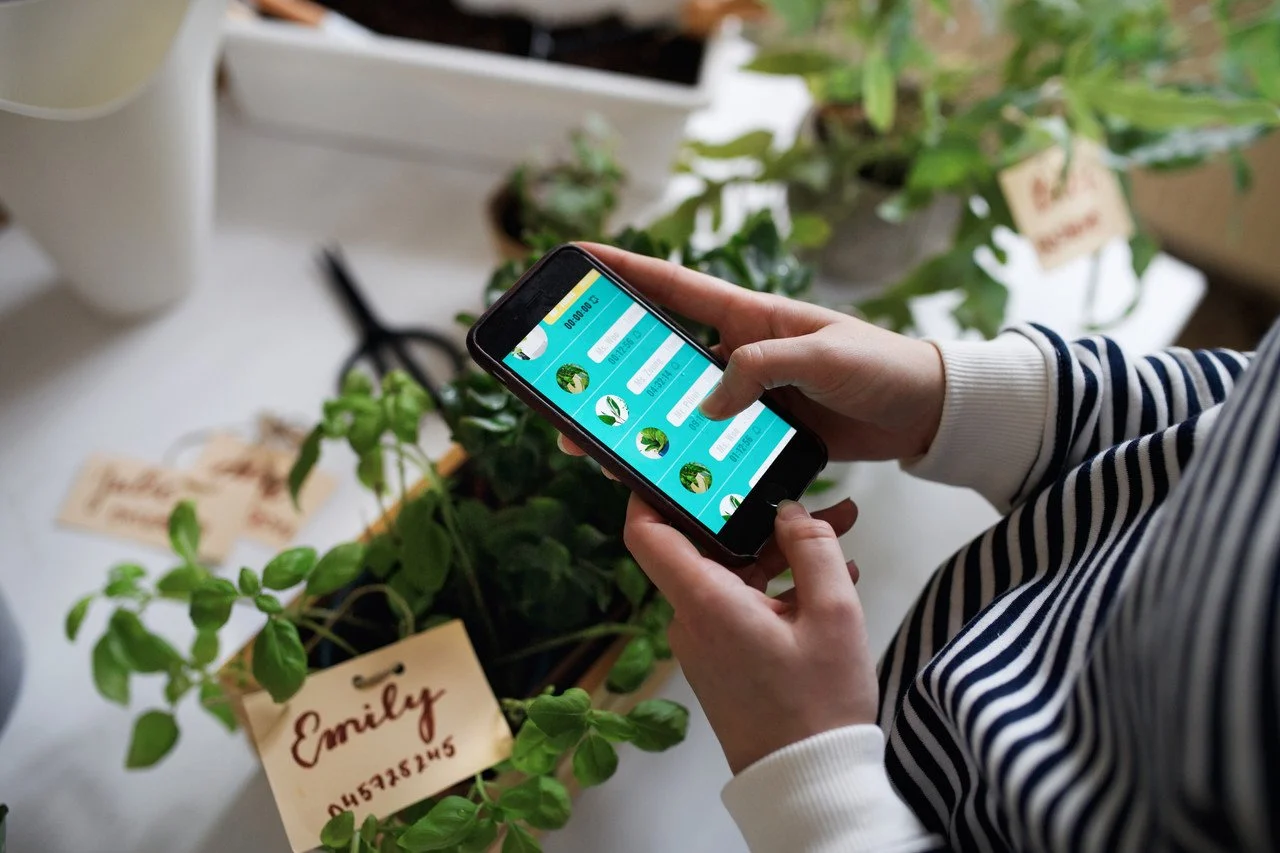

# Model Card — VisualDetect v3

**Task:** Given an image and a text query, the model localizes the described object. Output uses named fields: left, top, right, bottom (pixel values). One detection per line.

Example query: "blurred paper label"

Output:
left=58, top=455, right=254, bottom=562
left=999, top=139, right=1134, bottom=270
left=196, top=433, right=335, bottom=549
left=241, top=621, right=513, bottom=853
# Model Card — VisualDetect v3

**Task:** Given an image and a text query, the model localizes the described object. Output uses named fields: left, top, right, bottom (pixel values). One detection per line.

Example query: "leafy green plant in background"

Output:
left=668, top=0, right=1279, bottom=337
left=499, top=117, right=626, bottom=248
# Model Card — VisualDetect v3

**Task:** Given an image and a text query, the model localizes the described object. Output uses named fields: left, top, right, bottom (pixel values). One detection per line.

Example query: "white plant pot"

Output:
left=0, top=0, right=225, bottom=318
left=221, top=17, right=727, bottom=191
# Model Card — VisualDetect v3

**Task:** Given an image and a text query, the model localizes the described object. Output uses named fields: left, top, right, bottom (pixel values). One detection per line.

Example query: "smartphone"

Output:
left=466, top=244, right=828, bottom=565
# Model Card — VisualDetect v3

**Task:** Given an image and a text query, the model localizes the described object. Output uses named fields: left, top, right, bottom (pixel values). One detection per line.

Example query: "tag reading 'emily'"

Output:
left=998, top=139, right=1134, bottom=271
left=195, top=433, right=336, bottom=549
left=58, top=455, right=255, bottom=562
left=242, top=621, right=514, bottom=853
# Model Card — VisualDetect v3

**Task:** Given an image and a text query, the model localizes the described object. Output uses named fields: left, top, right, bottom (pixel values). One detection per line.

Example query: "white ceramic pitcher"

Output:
left=0, top=0, right=225, bottom=317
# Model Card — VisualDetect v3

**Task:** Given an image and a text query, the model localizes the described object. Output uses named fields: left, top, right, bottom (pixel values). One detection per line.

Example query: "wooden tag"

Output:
left=241, top=621, right=513, bottom=853
left=58, top=455, right=255, bottom=563
left=998, top=139, right=1134, bottom=270
left=195, top=433, right=336, bottom=549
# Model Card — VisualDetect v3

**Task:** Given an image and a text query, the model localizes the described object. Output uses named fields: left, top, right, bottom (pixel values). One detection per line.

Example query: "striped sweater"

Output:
left=723, top=321, right=1280, bottom=852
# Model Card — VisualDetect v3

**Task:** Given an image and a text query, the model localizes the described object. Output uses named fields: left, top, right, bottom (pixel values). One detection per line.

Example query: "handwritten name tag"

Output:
left=241, top=621, right=513, bottom=853
left=998, top=139, right=1134, bottom=270
left=58, top=455, right=255, bottom=562
left=195, top=433, right=336, bottom=549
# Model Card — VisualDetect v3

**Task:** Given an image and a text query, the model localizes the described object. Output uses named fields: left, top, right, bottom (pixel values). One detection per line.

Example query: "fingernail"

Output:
left=556, top=434, right=570, bottom=453
left=698, top=385, right=725, bottom=419
left=776, top=500, right=807, bottom=520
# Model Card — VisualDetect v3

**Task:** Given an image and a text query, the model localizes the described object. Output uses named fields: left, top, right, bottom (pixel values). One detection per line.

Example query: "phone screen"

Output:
left=501, top=268, right=797, bottom=534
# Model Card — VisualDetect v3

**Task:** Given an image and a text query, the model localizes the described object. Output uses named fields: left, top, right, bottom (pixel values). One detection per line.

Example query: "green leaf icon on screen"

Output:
left=556, top=364, right=590, bottom=394
left=679, top=462, right=713, bottom=494
left=636, top=427, right=670, bottom=459
left=595, top=395, right=629, bottom=427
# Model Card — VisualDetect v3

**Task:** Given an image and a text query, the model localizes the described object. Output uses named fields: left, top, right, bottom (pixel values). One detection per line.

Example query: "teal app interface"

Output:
left=503, top=269, right=796, bottom=533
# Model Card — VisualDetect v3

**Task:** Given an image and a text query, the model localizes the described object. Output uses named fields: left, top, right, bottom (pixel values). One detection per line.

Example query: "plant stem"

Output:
left=294, top=617, right=361, bottom=657
left=492, top=623, right=647, bottom=666
left=411, top=446, right=501, bottom=657
left=472, top=773, right=494, bottom=806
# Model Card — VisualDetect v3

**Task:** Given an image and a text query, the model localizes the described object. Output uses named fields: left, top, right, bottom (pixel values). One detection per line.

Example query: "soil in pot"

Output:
left=802, top=101, right=963, bottom=298
left=312, top=0, right=706, bottom=85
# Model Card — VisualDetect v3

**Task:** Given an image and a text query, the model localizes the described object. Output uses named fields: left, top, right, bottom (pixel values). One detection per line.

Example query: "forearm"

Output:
left=722, top=725, right=945, bottom=853
left=904, top=325, right=1254, bottom=511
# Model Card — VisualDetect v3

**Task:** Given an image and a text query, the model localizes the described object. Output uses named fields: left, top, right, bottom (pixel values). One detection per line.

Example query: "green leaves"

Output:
left=237, top=568, right=261, bottom=596
left=104, top=564, right=147, bottom=598
left=510, top=722, right=562, bottom=776
left=398, top=498, right=453, bottom=597
left=686, top=130, right=775, bottom=160
left=526, top=688, right=591, bottom=739
left=191, top=628, right=219, bottom=667
left=627, top=700, right=689, bottom=752
left=606, top=637, right=655, bottom=694
left=745, top=49, right=840, bottom=76
left=320, top=810, right=355, bottom=847
left=252, top=617, right=308, bottom=703
left=1072, top=80, right=1279, bottom=131
left=262, top=547, right=318, bottom=590
left=614, top=558, right=649, bottom=610
left=168, top=501, right=200, bottom=562
left=399, top=796, right=479, bottom=851
left=92, top=633, right=130, bottom=705
left=200, top=681, right=238, bottom=732
left=306, top=542, right=367, bottom=597
left=588, top=710, right=637, bottom=743
left=126, top=710, right=179, bottom=769
left=156, top=564, right=207, bottom=598
left=498, top=776, right=571, bottom=830
left=190, top=578, right=239, bottom=632
left=861, top=47, right=896, bottom=134
left=907, top=140, right=987, bottom=191
left=288, top=426, right=323, bottom=508
left=766, top=0, right=826, bottom=32
left=66, top=595, right=93, bottom=641
left=501, top=824, right=541, bottom=853
left=788, top=213, right=831, bottom=248
left=110, top=609, right=181, bottom=673
left=572, top=732, right=618, bottom=787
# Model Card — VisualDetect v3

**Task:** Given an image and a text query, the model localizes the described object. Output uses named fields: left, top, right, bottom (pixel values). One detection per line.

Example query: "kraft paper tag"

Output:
left=998, top=139, right=1134, bottom=270
left=241, top=621, right=514, bottom=853
left=58, top=455, right=255, bottom=563
left=195, top=433, right=336, bottom=549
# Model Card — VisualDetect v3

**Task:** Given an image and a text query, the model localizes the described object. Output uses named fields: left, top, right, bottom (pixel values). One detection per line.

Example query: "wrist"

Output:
left=905, top=340, right=946, bottom=458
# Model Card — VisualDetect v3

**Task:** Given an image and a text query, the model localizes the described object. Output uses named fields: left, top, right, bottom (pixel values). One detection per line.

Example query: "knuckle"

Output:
left=729, top=342, right=766, bottom=378
left=817, top=593, right=860, bottom=622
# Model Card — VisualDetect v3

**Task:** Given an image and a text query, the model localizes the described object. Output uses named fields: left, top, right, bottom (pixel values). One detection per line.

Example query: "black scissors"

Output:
left=320, top=246, right=466, bottom=409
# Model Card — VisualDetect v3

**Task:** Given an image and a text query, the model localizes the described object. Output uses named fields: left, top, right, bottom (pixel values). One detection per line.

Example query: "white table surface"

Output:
left=0, top=33, right=1204, bottom=853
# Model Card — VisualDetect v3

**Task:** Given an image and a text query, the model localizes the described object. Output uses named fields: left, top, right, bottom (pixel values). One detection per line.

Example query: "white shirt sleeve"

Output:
left=722, top=725, right=941, bottom=852
left=902, top=333, right=1049, bottom=511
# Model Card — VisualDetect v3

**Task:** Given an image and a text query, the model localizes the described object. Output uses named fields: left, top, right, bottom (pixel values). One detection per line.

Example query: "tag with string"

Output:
left=240, top=620, right=513, bottom=853
left=191, top=417, right=336, bottom=548
left=998, top=138, right=1134, bottom=270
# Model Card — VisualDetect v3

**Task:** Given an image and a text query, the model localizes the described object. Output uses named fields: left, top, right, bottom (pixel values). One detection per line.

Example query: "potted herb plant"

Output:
left=488, top=118, right=626, bottom=260
left=66, top=365, right=686, bottom=852
left=667, top=0, right=1279, bottom=337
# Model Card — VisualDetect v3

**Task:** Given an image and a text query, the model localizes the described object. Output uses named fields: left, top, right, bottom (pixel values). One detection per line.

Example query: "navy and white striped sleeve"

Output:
left=906, top=323, right=1253, bottom=510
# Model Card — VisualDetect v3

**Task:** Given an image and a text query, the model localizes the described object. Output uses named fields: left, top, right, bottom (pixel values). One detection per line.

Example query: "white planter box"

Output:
left=221, top=17, right=726, bottom=188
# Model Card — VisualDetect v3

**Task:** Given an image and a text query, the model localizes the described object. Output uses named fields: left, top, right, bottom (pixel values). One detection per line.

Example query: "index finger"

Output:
left=623, top=494, right=735, bottom=612
left=577, top=242, right=747, bottom=330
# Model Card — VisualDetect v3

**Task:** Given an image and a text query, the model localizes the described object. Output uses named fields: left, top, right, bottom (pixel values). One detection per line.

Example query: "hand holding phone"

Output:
left=467, top=244, right=829, bottom=564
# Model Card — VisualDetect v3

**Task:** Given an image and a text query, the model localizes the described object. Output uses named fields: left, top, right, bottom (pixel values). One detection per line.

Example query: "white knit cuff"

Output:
left=722, top=725, right=934, bottom=853
left=902, top=333, right=1049, bottom=510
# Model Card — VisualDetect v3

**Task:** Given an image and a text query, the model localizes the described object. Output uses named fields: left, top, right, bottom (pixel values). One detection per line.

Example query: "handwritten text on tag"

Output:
left=196, top=433, right=336, bottom=548
left=241, top=621, right=513, bottom=853
left=998, top=139, right=1134, bottom=270
left=58, top=455, right=254, bottom=562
